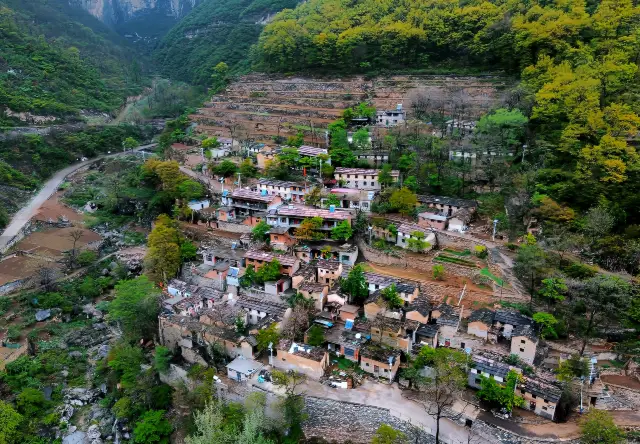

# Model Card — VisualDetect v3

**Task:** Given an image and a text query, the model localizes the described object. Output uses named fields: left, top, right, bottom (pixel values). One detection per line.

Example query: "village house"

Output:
left=333, top=167, right=399, bottom=191
left=234, top=295, right=290, bottom=326
left=493, top=310, right=534, bottom=339
left=359, top=344, right=401, bottom=382
left=354, top=150, right=389, bottom=167
left=321, top=322, right=369, bottom=362
left=269, top=226, right=297, bottom=249
left=511, top=324, right=539, bottom=365
left=298, top=282, right=329, bottom=310
left=417, top=195, right=478, bottom=217
left=418, top=211, right=450, bottom=231
left=223, top=188, right=283, bottom=226
left=294, top=242, right=358, bottom=266
left=256, top=146, right=276, bottom=169
left=468, top=354, right=519, bottom=389
left=518, top=375, right=563, bottom=420
left=256, top=179, right=307, bottom=202
left=273, top=340, right=330, bottom=380
left=226, top=356, right=263, bottom=382
left=266, top=205, right=352, bottom=233
left=320, top=188, right=376, bottom=212
left=415, top=324, right=439, bottom=348
left=315, top=259, right=343, bottom=286
left=215, top=206, right=236, bottom=222
left=376, top=105, right=406, bottom=127
left=467, top=308, right=495, bottom=340
left=338, top=304, right=360, bottom=322
left=243, top=249, right=301, bottom=276
left=405, top=295, right=431, bottom=324
left=448, top=208, right=474, bottom=232
left=188, top=198, right=211, bottom=211
left=395, top=223, right=436, bottom=251
left=297, top=145, right=330, bottom=163
left=264, top=277, right=293, bottom=297
left=370, top=318, right=420, bottom=353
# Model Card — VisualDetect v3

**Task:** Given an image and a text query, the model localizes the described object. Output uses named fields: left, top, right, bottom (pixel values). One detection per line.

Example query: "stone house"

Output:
left=418, top=212, right=449, bottom=231
left=269, top=227, right=297, bottom=249
left=467, top=308, right=495, bottom=339
left=370, top=318, right=420, bottom=353
left=395, top=223, right=436, bottom=251
left=266, top=204, right=352, bottom=235
left=226, top=357, right=262, bottom=382
left=376, top=105, right=406, bottom=127
left=315, top=259, right=343, bottom=286
left=243, top=249, right=301, bottom=276
left=510, top=324, right=539, bottom=365
left=334, top=167, right=399, bottom=191
left=216, top=206, right=236, bottom=222
left=415, top=324, right=439, bottom=348
left=493, top=310, right=534, bottom=339
left=224, top=188, right=282, bottom=226
left=274, top=340, right=329, bottom=380
left=294, top=241, right=358, bottom=266
left=517, top=376, right=563, bottom=420
left=264, top=277, right=292, bottom=297
left=417, top=195, right=478, bottom=217
left=321, top=188, right=376, bottom=212
left=448, top=208, right=474, bottom=232
left=298, top=282, right=329, bottom=311
left=338, top=304, right=360, bottom=322
left=234, top=295, right=290, bottom=326
left=360, top=344, right=401, bottom=382
left=405, top=295, right=431, bottom=325
left=468, top=354, right=518, bottom=390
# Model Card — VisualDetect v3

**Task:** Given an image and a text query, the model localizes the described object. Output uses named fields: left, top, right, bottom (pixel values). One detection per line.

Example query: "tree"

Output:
left=133, top=410, right=173, bottom=444
left=381, top=284, right=403, bottom=309
left=307, top=325, right=325, bottom=346
left=255, top=259, right=281, bottom=284
left=123, top=137, right=139, bottom=150
left=432, top=264, right=445, bottom=280
left=294, top=217, right=324, bottom=240
left=567, top=275, right=633, bottom=355
left=556, top=354, right=589, bottom=383
left=211, top=61, right=229, bottom=91
left=145, top=215, right=183, bottom=282
left=407, top=231, right=430, bottom=252
left=533, top=312, right=558, bottom=339
left=379, top=164, right=395, bottom=187
left=212, top=160, right=239, bottom=178
left=390, top=187, right=417, bottom=215
left=181, top=241, right=198, bottom=261
left=477, top=370, right=524, bottom=413
left=252, top=221, right=271, bottom=243
left=323, top=193, right=341, bottom=208
left=331, top=220, right=353, bottom=241
left=305, top=186, right=323, bottom=207
left=107, top=343, right=144, bottom=388
left=176, top=180, right=205, bottom=201
left=421, top=348, right=468, bottom=444
left=110, top=276, right=161, bottom=339
left=240, top=158, right=258, bottom=178
left=372, top=424, right=407, bottom=444
left=256, top=323, right=280, bottom=352
left=16, top=388, right=46, bottom=417
left=579, top=409, right=623, bottom=444
left=340, top=264, right=369, bottom=304
left=271, top=370, right=307, bottom=440
left=538, top=278, right=567, bottom=308
left=0, top=400, right=23, bottom=444
left=67, top=228, right=84, bottom=268
left=352, top=128, right=371, bottom=149
left=281, top=305, right=312, bottom=341
left=513, top=244, right=549, bottom=310
left=202, top=137, right=221, bottom=149
left=154, top=346, right=172, bottom=373
left=404, top=175, right=418, bottom=192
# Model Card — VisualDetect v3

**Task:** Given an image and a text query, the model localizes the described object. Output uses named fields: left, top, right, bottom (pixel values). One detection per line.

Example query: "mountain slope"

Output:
left=154, top=0, right=299, bottom=84
left=0, top=0, right=145, bottom=120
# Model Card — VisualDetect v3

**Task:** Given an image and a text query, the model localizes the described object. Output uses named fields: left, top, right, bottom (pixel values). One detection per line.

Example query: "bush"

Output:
left=17, top=388, right=47, bottom=417
left=6, top=326, right=21, bottom=341
left=563, top=262, right=597, bottom=279
left=474, top=245, right=488, bottom=259
left=506, top=243, right=518, bottom=251
left=154, top=346, right=172, bottom=373
left=133, top=410, right=172, bottom=444
left=432, top=264, right=445, bottom=280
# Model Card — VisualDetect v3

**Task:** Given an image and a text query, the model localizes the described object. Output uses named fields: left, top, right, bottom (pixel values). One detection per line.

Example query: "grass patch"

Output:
left=499, top=300, right=532, bottom=316
left=443, top=248, right=471, bottom=256
left=480, top=267, right=504, bottom=287
left=433, top=254, right=477, bottom=267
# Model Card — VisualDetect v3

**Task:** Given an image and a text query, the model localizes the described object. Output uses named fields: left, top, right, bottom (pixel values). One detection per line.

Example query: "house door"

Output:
left=374, top=365, right=379, bottom=374
left=236, top=371, right=242, bottom=382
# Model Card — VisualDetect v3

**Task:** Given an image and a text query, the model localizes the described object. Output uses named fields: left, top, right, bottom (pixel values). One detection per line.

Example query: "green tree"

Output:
left=323, top=193, right=341, bottom=208
left=379, top=164, right=395, bottom=188
left=477, top=370, right=525, bottom=413
left=533, top=312, right=559, bottom=339
left=110, top=276, right=161, bottom=339
left=407, top=231, right=430, bottom=252
left=181, top=241, right=198, bottom=261
left=294, top=217, right=324, bottom=240
left=381, top=284, right=403, bottom=309
left=176, top=180, right=205, bottom=201
left=202, top=137, right=221, bottom=149
left=304, top=186, right=323, bottom=207
left=579, top=409, right=623, bottom=444
left=255, top=259, right=282, bottom=283
left=107, top=343, right=144, bottom=389
left=331, top=220, right=353, bottom=241
left=145, top=215, right=183, bottom=282
left=239, top=158, right=258, bottom=178
left=404, top=175, right=418, bottom=192
left=538, top=278, right=567, bottom=308
left=154, top=346, right=172, bottom=373
left=271, top=370, right=307, bottom=440
left=211, top=62, right=229, bottom=91
left=390, top=187, right=417, bottom=215
left=123, top=137, right=139, bottom=150
left=432, top=264, right=445, bottom=280
left=16, top=388, right=46, bottom=417
left=352, top=128, right=371, bottom=149
left=372, top=424, right=407, bottom=444
left=0, top=206, right=9, bottom=230
left=0, top=400, right=23, bottom=444
left=212, top=160, right=239, bottom=178
left=513, top=244, right=549, bottom=311
left=340, top=264, right=369, bottom=304
left=256, top=323, right=280, bottom=352
left=307, top=325, right=325, bottom=346
left=252, top=221, right=271, bottom=242
left=133, top=410, right=173, bottom=444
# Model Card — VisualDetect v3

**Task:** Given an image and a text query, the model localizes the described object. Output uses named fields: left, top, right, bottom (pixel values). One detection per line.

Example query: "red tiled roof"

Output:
left=231, top=188, right=278, bottom=203
left=244, top=250, right=299, bottom=267
left=275, top=206, right=351, bottom=220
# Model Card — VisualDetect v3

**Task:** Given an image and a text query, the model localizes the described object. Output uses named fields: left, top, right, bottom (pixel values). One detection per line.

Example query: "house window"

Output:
left=363, top=182, right=367, bottom=186
left=475, top=378, right=481, bottom=385
left=521, top=339, right=526, bottom=344
left=274, top=236, right=279, bottom=240
left=383, top=369, right=388, bottom=373
left=532, top=394, right=537, bottom=399
left=281, top=358, right=286, bottom=361
left=520, top=348, right=525, bottom=352
left=520, top=389, right=525, bottom=394
left=365, top=362, right=369, bottom=367
left=460, top=342, right=465, bottom=349
left=542, top=406, right=547, bottom=411
left=544, top=399, right=548, bottom=403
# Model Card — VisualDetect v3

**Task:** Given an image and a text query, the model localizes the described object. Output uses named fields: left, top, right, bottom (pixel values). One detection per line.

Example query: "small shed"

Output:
left=226, top=357, right=263, bottom=382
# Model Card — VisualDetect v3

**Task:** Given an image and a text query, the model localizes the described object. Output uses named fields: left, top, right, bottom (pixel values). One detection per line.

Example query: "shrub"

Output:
left=506, top=243, right=518, bottom=251
left=473, top=245, right=488, bottom=259
left=563, top=262, right=597, bottom=279
left=77, top=250, right=98, bottom=266
left=154, top=346, right=172, bottom=373
left=432, top=264, right=445, bottom=280
left=6, top=326, right=21, bottom=341
left=133, top=410, right=172, bottom=444
left=17, top=388, right=47, bottom=417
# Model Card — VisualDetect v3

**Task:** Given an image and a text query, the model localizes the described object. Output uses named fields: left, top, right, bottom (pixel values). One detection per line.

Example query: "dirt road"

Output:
left=0, top=144, right=156, bottom=253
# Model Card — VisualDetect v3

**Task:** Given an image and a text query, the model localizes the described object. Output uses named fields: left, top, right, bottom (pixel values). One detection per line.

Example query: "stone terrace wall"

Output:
left=216, top=221, right=251, bottom=234
left=303, top=397, right=435, bottom=444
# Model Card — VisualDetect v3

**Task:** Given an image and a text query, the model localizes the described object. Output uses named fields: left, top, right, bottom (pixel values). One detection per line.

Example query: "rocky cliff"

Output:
left=70, top=0, right=200, bottom=26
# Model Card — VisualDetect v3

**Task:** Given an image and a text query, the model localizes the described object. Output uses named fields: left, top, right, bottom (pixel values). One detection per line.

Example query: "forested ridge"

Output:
left=0, top=0, right=145, bottom=119
left=154, top=0, right=299, bottom=84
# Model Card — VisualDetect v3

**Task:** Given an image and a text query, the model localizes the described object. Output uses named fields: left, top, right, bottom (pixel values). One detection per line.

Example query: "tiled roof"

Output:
left=244, top=249, right=299, bottom=267
left=452, top=207, right=474, bottom=224
left=418, top=212, right=449, bottom=221
left=472, top=355, right=512, bottom=379
left=258, top=178, right=299, bottom=188
left=360, top=344, right=400, bottom=363
left=298, top=145, right=328, bottom=157
left=397, top=223, right=432, bottom=236
left=274, top=206, right=351, bottom=220
left=269, top=226, right=290, bottom=235
left=315, top=259, right=342, bottom=271
left=494, top=310, right=533, bottom=327
left=416, top=324, right=439, bottom=338
left=417, top=195, right=478, bottom=208
left=469, top=308, right=495, bottom=326
left=406, top=295, right=430, bottom=316
left=299, top=282, right=328, bottom=293
left=236, top=295, right=289, bottom=317
left=512, top=324, right=539, bottom=341
left=231, top=188, right=278, bottom=203
left=335, top=167, right=399, bottom=176
left=279, top=340, right=327, bottom=362
left=520, top=376, right=563, bottom=403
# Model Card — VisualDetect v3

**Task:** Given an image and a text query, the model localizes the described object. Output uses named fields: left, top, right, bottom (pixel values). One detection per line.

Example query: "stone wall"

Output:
left=435, top=231, right=489, bottom=251
left=302, top=397, right=435, bottom=444
left=217, top=221, right=252, bottom=234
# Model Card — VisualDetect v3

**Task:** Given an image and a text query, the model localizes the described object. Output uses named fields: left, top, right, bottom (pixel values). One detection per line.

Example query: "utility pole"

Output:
left=492, top=219, right=499, bottom=241
left=237, top=172, right=242, bottom=189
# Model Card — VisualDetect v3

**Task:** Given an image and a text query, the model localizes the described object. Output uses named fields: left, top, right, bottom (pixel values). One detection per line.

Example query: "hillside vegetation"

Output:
left=154, top=0, right=299, bottom=84
left=0, top=0, right=145, bottom=119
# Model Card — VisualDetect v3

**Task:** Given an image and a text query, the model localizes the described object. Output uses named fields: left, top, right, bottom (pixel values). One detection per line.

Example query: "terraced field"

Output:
left=191, top=74, right=511, bottom=146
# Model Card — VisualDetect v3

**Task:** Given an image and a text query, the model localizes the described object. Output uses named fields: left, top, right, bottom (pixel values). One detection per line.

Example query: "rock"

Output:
left=68, top=351, right=83, bottom=359
left=100, top=383, right=107, bottom=394
left=87, top=424, right=101, bottom=440
left=93, top=323, right=107, bottom=331
left=123, top=433, right=130, bottom=439
left=43, top=386, right=53, bottom=401
left=70, top=399, right=84, bottom=407
left=91, top=440, right=103, bottom=444
left=109, top=261, right=118, bottom=270
left=98, top=344, right=110, bottom=358
left=61, top=370, right=69, bottom=378
left=66, top=326, right=111, bottom=348
left=35, top=309, right=51, bottom=321
left=59, top=404, right=75, bottom=422
left=62, top=431, right=86, bottom=444
left=102, top=268, right=109, bottom=276
left=64, top=387, right=101, bottom=403
left=68, top=426, right=77, bottom=434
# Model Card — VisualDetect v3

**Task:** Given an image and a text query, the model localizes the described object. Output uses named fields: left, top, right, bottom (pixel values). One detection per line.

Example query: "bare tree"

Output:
left=281, top=305, right=311, bottom=342
left=68, top=229, right=84, bottom=268
left=33, top=265, right=60, bottom=291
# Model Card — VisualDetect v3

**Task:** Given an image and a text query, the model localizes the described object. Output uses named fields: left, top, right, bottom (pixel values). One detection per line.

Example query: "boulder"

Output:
left=35, top=309, right=51, bottom=321
left=68, top=351, right=83, bottom=359
left=62, top=431, right=86, bottom=444
left=87, top=424, right=101, bottom=440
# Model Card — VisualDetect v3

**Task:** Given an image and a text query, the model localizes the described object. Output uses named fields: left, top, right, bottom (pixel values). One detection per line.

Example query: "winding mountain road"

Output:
left=0, top=144, right=156, bottom=253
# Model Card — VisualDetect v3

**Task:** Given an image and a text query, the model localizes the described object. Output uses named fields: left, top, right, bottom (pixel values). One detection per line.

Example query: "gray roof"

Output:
left=226, top=357, right=263, bottom=375
left=472, top=355, right=512, bottom=379
left=417, top=195, right=478, bottom=208
left=520, top=376, right=563, bottom=403
left=494, top=310, right=533, bottom=327
left=512, top=324, right=539, bottom=342
left=416, top=324, right=439, bottom=338
left=406, top=295, right=430, bottom=316
left=469, top=308, right=495, bottom=326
